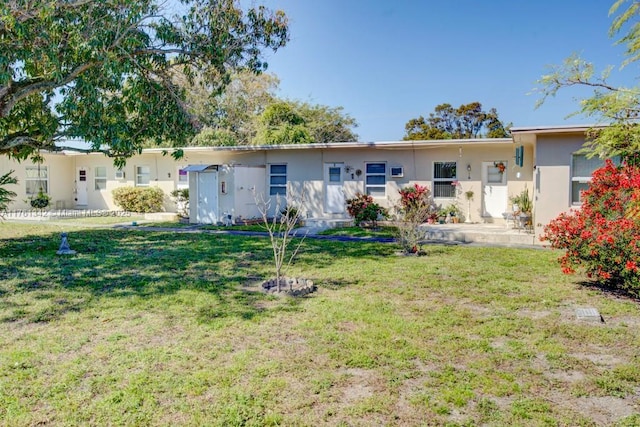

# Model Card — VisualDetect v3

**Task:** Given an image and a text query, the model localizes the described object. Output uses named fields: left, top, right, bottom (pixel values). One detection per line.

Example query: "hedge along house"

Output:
left=1, top=137, right=536, bottom=226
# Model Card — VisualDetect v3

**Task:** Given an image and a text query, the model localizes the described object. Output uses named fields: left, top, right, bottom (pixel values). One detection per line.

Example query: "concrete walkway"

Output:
left=4, top=214, right=542, bottom=248
left=113, top=221, right=541, bottom=248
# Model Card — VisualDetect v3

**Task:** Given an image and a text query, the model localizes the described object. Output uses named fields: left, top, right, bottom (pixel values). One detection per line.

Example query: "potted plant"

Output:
left=437, top=207, right=449, bottom=224
left=30, top=188, right=51, bottom=210
left=510, top=187, right=532, bottom=229
left=446, top=203, right=461, bottom=223
left=427, top=212, right=438, bottom=224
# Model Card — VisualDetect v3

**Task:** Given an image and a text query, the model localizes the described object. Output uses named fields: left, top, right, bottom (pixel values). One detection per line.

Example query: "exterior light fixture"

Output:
left=466, top=164, right=471, bottom=180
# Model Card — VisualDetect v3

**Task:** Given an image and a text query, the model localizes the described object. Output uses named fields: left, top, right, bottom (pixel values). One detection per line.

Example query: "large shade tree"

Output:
left=403, top=102, right=511, bottom=140
left=0, top=0, right=288, bottom=165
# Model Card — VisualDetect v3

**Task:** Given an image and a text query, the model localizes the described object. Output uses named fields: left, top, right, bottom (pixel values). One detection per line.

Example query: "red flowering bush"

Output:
left=398, top=183, right=435, bottom=222
left=541, top=160, right=640, bottom=295
left=393, top=184, right=437, bottom=254
left=346, top=193, right=388, bottom=227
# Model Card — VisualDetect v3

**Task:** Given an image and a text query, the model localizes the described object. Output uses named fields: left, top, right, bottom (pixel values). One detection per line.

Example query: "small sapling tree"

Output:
left=254, top=187, right=307, bottom=292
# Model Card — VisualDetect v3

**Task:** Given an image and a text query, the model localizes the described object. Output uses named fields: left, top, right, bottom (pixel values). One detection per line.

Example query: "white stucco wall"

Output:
left=1, top=153, right=73, bottom=211
left=533, top=134, right=585, bottom=238
left=1, top=140, right=535, bottom=225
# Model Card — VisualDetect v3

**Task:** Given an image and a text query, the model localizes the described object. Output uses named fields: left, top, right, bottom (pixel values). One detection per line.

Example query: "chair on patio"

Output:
left=502, top=204, right=519, bottom=229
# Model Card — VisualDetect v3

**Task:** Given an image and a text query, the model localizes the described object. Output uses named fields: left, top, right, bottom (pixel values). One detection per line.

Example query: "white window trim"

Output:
left=365, top=162, right=386, bottom=197
left=570, top=154, right=619, bottom=205
left=570, top=177, right=591, bottom=205
left=269, top=164, right=287, bottom=196
left=115, top=168, right=125, bottom=180
left=136, top=165, right=151, bottom=187
left=25, top=165, right=49, bottom=195
left=95, top=166, right=107, bottom=191
left=433, top=161, right=457, bottom=199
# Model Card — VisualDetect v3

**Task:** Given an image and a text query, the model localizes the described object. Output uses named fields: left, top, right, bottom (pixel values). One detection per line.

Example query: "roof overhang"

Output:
left=510, top=124, right=605, bottom=134
left=139, top=138, right=517, bottom=154
left=181, top=164, right=218, bottom=172
left=510, top=124, right=607, bottom=144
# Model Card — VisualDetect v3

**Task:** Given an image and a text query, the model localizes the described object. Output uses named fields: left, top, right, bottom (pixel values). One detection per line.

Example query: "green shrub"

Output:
left=112, top=186, right=165, bottom=213
left=346, top=193, right=388, bottom=227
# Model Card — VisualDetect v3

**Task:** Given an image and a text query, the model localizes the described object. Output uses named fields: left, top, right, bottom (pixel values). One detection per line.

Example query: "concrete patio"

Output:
left=420, top=223, right=538, bottom=247
left=298, top=218, right=540, bottom=247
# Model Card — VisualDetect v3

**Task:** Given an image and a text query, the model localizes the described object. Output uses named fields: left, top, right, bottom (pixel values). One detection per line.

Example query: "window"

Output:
left=177, top=167, right=188, bottom=188
left=25, top=166, right=48, bottom=195
left=328, top=167, right=341, bottom=183
left=269, top=164, right=287, bottom=196
left=115, top=168, right=125, bottom=180
left=390, top=166, right=404, bottom=178
left=433, top=162, right=457, bottom=198
left=95, top=166, right=107, bottom=190
left=571, top=154, right=619, bottom=204
left=136, top=166, right=150, bottom=187
left=365, top=163, right=386, bottom=197
left=487, top=163, right=505, bottom=184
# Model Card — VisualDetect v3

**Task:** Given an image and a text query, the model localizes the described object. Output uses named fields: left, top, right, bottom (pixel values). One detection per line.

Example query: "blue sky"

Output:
left=259, top=0, right=637, bottom=141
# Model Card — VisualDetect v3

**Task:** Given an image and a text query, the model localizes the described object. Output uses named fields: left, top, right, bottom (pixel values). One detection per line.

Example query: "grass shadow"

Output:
left=575, top=279, right=640, bottom=302
left=0, top=228, right=378, bottom=324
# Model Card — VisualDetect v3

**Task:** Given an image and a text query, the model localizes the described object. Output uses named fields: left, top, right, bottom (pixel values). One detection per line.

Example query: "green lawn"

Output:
left=318, top=225, right=397, bottom=239
left=146, top=221, right=290, bottom=233
left=1, top=221, right=639, bottom=426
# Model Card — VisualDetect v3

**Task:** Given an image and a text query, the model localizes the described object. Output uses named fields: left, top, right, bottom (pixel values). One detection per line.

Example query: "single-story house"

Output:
left=0, top=125, right=608, bottom=243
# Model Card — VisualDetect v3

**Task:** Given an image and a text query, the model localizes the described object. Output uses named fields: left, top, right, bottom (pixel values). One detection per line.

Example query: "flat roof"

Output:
left=136, top=137, right=516, bottom=154
left=510, top=124, right=603, bottom=134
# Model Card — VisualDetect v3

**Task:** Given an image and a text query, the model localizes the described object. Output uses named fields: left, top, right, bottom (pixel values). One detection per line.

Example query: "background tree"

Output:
left=0, top=0, right=288, bottom=164
left=181, top=70, right=280, bottom=145
left=254, top=100, right=358, bottom=145
left=403, top=102, right=510, bottom=140
left=293, top=102, right=358, bottom=143
left=173, top=72, right=358, bottom=146
left=255, top=101, right=313, bottom=145
left=535, top=0, right=640, bottom=165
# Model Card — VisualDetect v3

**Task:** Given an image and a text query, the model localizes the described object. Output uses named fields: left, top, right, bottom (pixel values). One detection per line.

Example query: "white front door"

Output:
left=482, top=161, right=508, bottom=218
left=324, top=163, right=345, bottom=214
left=197, top=172, right=218, bottom=224
left=76, top=167, right=88, bottom=206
